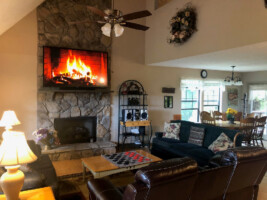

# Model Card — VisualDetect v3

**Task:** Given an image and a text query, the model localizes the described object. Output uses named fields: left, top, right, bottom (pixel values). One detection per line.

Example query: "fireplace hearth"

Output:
left=54, top=116, right=96, bottom=145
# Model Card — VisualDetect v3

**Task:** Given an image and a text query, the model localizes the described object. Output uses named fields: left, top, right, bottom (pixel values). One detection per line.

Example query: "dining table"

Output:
left=215, top=120, right=241, bottom=130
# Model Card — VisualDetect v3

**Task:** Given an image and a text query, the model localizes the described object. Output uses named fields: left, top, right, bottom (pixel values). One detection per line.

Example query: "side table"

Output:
left=0, top=187, right=55, bottom=200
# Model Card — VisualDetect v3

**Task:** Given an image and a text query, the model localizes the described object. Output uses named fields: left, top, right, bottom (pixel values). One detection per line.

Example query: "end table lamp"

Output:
left=0, top=131, right=37, bottom=200
left=0, top=110, right=21, bottom=131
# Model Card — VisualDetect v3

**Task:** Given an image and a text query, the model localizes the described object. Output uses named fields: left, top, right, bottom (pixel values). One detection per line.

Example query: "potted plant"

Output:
left=32, top=128, right=60, bottom=150
left=226, top=108, right=238, bottom=124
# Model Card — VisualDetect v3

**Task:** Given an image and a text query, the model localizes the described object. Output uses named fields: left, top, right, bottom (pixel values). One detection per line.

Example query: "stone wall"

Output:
left=37, top=0, right=112, bottom=141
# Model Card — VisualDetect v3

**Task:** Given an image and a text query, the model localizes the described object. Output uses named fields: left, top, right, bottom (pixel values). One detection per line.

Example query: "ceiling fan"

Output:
left=87, top=0, right=152, bottom=37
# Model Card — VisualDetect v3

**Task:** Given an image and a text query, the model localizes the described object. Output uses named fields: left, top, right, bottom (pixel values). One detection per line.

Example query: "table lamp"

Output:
left=0, top=131, right=37, bottom=200
left=0, top=110, right=21, bottom=131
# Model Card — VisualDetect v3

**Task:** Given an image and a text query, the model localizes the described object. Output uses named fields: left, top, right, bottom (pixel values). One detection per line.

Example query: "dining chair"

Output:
left=201, top=111, right=216, bottom=125
left=246, top=113, right=255, bottom=118
left=212, top=111, right=223, bottom=121
left=239, top=118, right=256, bottom=146
left=173, top=114, right=181, bottom=120
left=252, top=116, right=267, bottom=147
left=222, top=112, right=227, bottom=121
left=234, top=112, right=243, bottom=121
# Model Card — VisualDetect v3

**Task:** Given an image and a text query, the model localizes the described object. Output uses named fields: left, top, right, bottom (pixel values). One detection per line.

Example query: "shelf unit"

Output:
left=118, top=80, right=151, bottom=149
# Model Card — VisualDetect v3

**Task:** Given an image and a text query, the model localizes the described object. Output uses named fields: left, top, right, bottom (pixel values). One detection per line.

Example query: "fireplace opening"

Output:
left=54, top=117, right=96, bottom=145
left=43, top=46, right=108, bottom=88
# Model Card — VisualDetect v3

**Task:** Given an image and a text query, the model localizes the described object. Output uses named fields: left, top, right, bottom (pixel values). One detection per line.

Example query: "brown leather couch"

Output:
left=87, top=147, right=267, bottom=200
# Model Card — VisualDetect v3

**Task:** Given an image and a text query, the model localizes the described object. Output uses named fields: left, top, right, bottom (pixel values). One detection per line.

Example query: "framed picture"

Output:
left=164, top=96, right=173, bottom=108
left=227, top=88, right=238, bottom=106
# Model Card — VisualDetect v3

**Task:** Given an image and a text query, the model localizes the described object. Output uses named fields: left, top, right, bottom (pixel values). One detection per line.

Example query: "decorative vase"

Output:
left=227, top=114, right=235, bottom=124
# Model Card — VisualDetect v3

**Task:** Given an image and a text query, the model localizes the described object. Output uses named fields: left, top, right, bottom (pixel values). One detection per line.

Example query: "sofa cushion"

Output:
left=188, top=126, right=205, bottom=146
left=152, top=137, right=181, bottom=149
left=187, top=148, right=214, bottom=166
left=163, top=122, right=181, bottom=139
left=208, top=133, right=234, bottom=153
left=170, top=143, right=202, bottom=153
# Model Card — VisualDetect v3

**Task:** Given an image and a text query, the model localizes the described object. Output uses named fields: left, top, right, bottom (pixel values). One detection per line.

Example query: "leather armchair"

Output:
left=215, top=146, right=267, bottom=200
left=87, top=157, right=198, bottom=200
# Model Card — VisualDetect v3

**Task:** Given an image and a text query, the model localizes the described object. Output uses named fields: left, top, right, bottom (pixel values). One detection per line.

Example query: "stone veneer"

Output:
left=37, top=0, right=113, bottom=144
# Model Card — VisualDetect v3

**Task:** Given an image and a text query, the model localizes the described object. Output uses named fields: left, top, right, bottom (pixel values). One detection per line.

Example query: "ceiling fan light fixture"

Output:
left=101, top=23, right=111, bottom=37
left=114, top=24, right=124, bottom=37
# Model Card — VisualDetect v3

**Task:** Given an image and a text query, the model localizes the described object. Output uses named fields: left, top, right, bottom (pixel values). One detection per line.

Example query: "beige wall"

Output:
left=110, top=0, right=242, bottom=142
left=0, top=11, right=37, bottom=138
left=145, top=0, right=267, bottom=65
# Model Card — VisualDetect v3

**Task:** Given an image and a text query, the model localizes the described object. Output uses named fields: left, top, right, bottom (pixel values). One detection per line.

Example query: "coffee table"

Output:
left=81, top=150, right=162, bottom=180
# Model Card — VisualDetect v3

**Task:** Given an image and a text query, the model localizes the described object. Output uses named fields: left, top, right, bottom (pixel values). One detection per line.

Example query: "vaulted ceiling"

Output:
left=0, top=0, right=44, bottom=36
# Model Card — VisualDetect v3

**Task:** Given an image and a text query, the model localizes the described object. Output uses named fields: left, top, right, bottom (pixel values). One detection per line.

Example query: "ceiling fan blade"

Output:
left=121, top=22, right=150, bottom=31
left=87, top=6, right=107, bottom=17
left=122, top=10, right=152, bottom=21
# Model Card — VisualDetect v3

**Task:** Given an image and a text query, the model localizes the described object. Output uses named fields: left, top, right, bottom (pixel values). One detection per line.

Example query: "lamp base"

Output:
left=0, top=165, right=24, bottom=200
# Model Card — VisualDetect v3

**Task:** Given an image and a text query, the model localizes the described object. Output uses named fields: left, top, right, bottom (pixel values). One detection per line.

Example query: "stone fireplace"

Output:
left=36, top=0, right=115, bottom=160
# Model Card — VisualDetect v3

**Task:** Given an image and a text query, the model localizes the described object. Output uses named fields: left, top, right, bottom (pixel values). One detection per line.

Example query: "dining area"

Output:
left=200, top=110, right=266, bottom=147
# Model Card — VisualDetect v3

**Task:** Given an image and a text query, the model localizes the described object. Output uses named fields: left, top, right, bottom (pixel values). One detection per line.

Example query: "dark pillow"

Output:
left=188, top=126, right=205, bottom=146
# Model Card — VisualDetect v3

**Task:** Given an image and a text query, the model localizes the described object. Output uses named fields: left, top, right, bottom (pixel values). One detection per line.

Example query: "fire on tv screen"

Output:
left=43, top=47, right=108, bottom=88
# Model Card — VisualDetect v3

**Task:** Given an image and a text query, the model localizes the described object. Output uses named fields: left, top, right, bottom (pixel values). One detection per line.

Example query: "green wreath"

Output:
left=168, top=6, right=197, bottom=44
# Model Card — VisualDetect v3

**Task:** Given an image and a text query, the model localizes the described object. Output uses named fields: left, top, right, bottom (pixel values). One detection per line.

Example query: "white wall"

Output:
left=145, top=0, right=267, bottom=65
left=0, top=11, right=38, bottom=138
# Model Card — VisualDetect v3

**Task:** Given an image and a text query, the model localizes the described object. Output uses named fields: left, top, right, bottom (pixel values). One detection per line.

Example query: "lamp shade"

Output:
left=101, top=23, right=111, bottom=37
left=0, top=110, right=21, bottom=128
left=0, top=131, right=37, bottom=166
left=114, top=24, right=124, bottom=37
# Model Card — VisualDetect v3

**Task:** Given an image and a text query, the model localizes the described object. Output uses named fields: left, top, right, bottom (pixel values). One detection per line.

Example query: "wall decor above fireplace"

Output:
left=43, top=46, right=108, bottom=89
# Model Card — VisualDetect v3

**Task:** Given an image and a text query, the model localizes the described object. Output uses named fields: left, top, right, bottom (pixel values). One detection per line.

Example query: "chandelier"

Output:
left=224, top=66, right=243, bottom=86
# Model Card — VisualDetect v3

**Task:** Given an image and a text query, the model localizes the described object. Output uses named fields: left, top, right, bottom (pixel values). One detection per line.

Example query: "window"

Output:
left=249, top=85, right=267, bottom=115
left=203, top=87, right=220, bottom=113
left=181, top=88, right=200, bottom=122
left=180, top=80, right=223, bottom=122
left=249, top=84, right=267, bottom=138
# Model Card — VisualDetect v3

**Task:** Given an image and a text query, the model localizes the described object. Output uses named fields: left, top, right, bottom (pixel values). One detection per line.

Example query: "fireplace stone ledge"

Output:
left=42, top=141, right=116, bottom=161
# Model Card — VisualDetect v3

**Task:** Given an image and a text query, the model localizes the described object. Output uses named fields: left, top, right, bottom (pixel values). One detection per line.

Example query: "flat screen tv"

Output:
left=43, top=46, right=108, bottom=89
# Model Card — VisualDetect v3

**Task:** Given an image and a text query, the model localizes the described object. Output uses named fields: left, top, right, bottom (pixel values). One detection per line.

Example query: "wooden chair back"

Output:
left=234, top=112, right=243, bottom=121
left=239, top=118, right=255, bottom=145
left=246, top=113, right=255, bottom=118
left=213, top=111, right=223, bottom=121
left=201, top=111, right=216, bottom=125
left=222, top=113, right=227, bottom=121
left=252, top=116, right=267, bottom=146
left=173, top=114, right=181, bottom=120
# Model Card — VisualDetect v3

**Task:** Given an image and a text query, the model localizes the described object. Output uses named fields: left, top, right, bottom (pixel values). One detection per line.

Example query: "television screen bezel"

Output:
left=42, top=46, right=110, bottom=90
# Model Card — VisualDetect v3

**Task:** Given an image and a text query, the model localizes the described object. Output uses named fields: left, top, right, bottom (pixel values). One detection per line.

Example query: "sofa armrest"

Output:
left=155, top=132, right=163, bottom=138
left=87, top=179, right=123, bottom=200
left=233, top=132, right=243, bottom=147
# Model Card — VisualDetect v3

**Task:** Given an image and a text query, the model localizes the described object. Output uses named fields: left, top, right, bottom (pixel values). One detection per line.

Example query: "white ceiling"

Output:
left=0, top=0, right=44, bottom=36
left=150, top=42, right=267, bottom=72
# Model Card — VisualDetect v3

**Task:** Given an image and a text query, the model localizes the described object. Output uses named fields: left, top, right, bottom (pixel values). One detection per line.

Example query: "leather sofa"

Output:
left=151, top=120, right=243, bottom=166
left=87, top=146, right=267, bottom=200
left=0, top=140, right=58, bottom=197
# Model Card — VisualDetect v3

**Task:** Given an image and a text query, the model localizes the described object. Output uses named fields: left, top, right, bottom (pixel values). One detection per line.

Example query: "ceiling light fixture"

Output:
left=224, top=66, right=243, bottom=86
left=87, top=0, right=151, bottom=38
